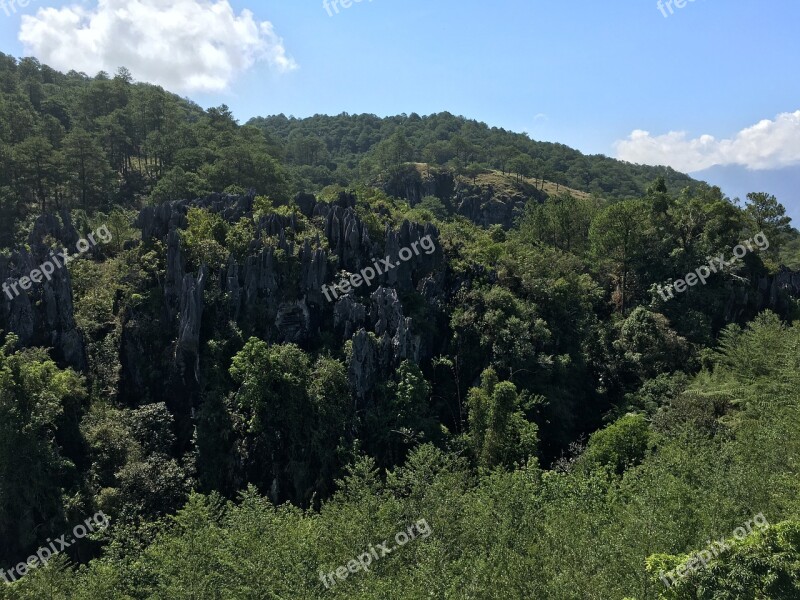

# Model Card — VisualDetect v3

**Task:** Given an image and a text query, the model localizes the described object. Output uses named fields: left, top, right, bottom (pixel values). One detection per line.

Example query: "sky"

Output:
left=1, top=0, right=799, bottom=182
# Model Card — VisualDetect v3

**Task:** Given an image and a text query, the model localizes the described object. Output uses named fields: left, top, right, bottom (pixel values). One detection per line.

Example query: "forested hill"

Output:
left=4, top=54, right=800, bottom=599
left=248, top=112, right=697, bottom=198
left=0, top=53, right=700, bottom=250
left=0, top=54, right=286, bottom=247
left=0, top=52, right=697, bottom=242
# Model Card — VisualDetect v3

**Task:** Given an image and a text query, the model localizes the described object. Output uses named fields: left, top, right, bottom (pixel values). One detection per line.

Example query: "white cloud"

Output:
left=614, top=110, right=800, bottom=172
left=18, top=0, right=297, bottom=93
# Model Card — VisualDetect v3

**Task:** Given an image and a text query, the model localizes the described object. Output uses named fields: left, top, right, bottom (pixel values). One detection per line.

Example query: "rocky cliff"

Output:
left=130, top=191, right=447, bottom=409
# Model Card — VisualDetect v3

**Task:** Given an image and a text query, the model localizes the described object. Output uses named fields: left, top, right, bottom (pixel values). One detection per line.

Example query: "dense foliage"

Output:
left=1, top=55, right=799, bottom=599
left=4, top=315, right=800, bottom=599
left=247, top=112, right=698, bottom=198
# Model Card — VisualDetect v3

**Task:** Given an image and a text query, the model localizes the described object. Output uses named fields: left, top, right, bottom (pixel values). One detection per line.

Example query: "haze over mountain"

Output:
left=693, top=164, right=800, bottom=224
left=2, top=2, right=800, bottom=599
left=615, top=110, right=800, bottom=225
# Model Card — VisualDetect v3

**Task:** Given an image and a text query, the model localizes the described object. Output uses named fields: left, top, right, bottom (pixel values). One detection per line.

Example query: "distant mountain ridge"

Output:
left=692, top=164, right=800, bottom=225
left=248, top=112, right=701, bottom=200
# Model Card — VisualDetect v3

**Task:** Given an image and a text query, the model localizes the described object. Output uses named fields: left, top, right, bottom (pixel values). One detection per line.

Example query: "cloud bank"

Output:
left=615, top=110, right=800, bottom=172
left=19, top=0, right=297, bottom=93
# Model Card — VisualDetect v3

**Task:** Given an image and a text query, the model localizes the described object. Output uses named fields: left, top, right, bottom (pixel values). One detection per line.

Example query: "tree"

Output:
left=744, top=192, right=792, bottom=252
left=452, top=285, right=552, bottom=382
left=496, top=145, right=517, bottom=175
left=450, top=135, right=475, bottom=169
left=615, top=307, right=690, bottom=383
left=203, top=138, right=288, bottom=200
left=228, top=339, right=312, bottom=502
left=422, top=140, right=454, bottom=165
left=520, top=192, right=596, bottom=253
left=375, top=130, right=414, bottom=170
left=582, top=413, right=651, bottom=474
left=0, top=335, right=86, bottom=564
left=179, top=207, right=229, bottom=269
left=464, top=162, right=484, bottom=184
left=648, top=520, right=800, bottom=598
left=287, top=132, right=326, bottom=166
left=307, top=356, right=352, bottom=497
left=63, top=128, right=113, bottom=211
left=104, top=207, right=138, bottom=253
left=416, top=195, right=449, bottom=220
left=365, top=360, right=434, bottom=467
left=467, top=368, right=538, bottom=470
left=150, top=166, right=209, bottom=205
left=590, top=199, right=651, bottom=313
left=12, top=135, right=62, bottom=211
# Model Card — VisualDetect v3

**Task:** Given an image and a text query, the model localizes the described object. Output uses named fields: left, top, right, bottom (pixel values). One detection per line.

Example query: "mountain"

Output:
left=248, top=112, right=700, bottom=200
left=3, top=54, right=800, bottom=599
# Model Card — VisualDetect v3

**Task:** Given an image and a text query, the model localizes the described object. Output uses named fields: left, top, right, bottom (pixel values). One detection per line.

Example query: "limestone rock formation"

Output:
left=454, top=180, right=536, bottom=229
left=334, top=293, right=367, bottom=339
left=381, top=164, right=456, bottom=207
left=348, top=329, right=379, bottom=402
left=176, top=268, right=206, bottom=382
left=0, top=214, right=87, bottom=371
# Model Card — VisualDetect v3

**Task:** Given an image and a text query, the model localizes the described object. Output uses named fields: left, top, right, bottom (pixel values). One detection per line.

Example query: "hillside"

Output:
left=1, top=54, right=800, bottom=599
left=248, top=112, right=699, bottom=200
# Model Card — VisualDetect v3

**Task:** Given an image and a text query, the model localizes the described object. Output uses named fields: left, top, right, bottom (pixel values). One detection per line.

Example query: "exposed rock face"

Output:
left=3, top=194, right=448, bottom=412
left=370, top=286, right=420, bottom=363
left=334, top=294, right=367, bottom=339
left=240, top=246, right=279, bottom=308
left=165, top=229, right=185, bottom=319
left=381, top=164, right=546, bottom=229
left=16, top=192, right=800, bottom=435
left=768, top=267, right=800, bottom=297
left=382, top=164, right=456, bottom=207
left=299, top=239, right=329, bottom=308
left=223, top=255, right=241, bottom=320
left=256, top=213, right=298, bottom=238
left=136, top=192, right=255, bottom=242
left=383, top=220, right=444, bottom=291
left=390, top=315, right=420, bottom=364
left=419, top=270, right=447, bottom=307
left=28, top=210, right=80, bottom=249
left=333, top=264, right=443, bottom=402
left=119, top=317, right=147, bottom=397
left=0, top=257, right=35, bottom=342
left=0, top=213, right=87, bottom=371
left=129, top=192, right=443, bottom=402
left=41, top=259, right=87, bottom=370
left=275, top=300, right=311, bottom=342
left=349, top=329, right=379, bottom=402
left=137, top=199, right=188, bottom=242
left=454, top=180, right=540, bottom=229
left=294, top=192, right=317, bottom=217
left=721, top=267, right=800, bottom=322
left=323, top=206, right=375, bottom=273
left=344, top=287, right=423, bottom=402
left=370, top=286, right=404, bottom=337
left=176, top=268, right=206, bottom=383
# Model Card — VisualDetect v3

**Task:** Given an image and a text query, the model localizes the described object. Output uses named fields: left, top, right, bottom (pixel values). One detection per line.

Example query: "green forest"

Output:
left=1, top=55, right=800, bottom=599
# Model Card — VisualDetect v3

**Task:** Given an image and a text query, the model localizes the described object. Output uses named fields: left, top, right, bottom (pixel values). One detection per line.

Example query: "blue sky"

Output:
left=1, top=0, right=799, bottom=177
